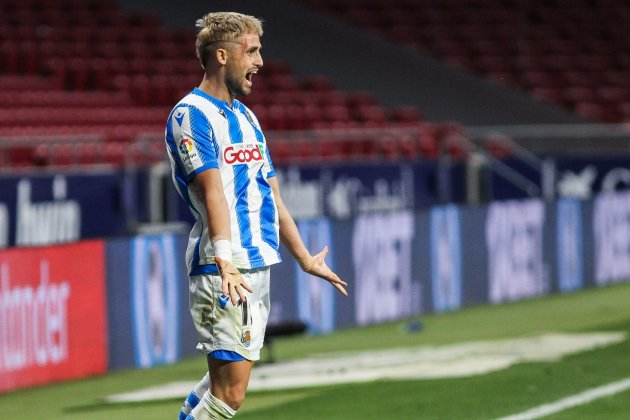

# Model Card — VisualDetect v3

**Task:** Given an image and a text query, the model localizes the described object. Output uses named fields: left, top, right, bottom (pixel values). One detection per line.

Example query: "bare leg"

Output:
left=187, top=357, right=252, bottom=419
left=208, top=357, right=253, bottom=411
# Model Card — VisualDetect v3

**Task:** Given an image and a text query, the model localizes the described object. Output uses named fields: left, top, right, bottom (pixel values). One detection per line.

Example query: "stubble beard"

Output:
left=226, top=73, right=249, bottom=99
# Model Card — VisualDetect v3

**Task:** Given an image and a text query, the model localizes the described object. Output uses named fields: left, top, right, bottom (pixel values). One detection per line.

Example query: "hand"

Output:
left=214, top=256, right=253, bottom=305
left=301, top=246, right=349, bottom=296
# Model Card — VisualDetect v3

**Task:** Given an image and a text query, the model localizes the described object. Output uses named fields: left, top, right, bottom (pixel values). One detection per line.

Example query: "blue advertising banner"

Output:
left=105, top=238, right=135, bottom=370
left=351, top=210, right=420, bottom=326
left=490, top=155, right=630, bottom=202
left=485, top=199, right=548, bottom=303
left=101, top=189, right=630, bottom=371
left=106, top=233, right=197, bottom=371
left=170, top=162, right=451, bottom=224
left=555, top=155, right=630, bottom=198
left=458, top=205, right=490, bottom=307
left=0, top=170, right=148, bottom=248
left=130, top=234, right=180, bottom=368
left=325, top=219, right=356, bottom=330
left=294, top=219, right=336, bottom=334
left=430, top=205, right=463, bottom=313
left=556, top=199, right=584, bottom=292
left=592, top=190, right=630, bottom=286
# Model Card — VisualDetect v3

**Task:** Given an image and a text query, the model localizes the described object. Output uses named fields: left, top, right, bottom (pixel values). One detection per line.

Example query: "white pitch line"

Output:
left=497, top=377, right=630, bottom=420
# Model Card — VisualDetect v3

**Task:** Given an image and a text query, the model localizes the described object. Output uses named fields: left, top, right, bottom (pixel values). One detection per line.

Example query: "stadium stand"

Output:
left=0, top=0, right=476, bottom=168
left=299, top=0, right=630, bottom=124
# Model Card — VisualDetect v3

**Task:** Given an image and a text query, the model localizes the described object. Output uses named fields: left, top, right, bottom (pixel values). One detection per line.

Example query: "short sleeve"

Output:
left=168, top=105, right=219, bottom=182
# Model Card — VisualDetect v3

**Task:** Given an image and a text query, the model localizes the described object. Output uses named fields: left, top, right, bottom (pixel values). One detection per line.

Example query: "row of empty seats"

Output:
left=1, top=138, right=166, bottom=168
left=3, top=124, right=492, bottom=168
left=0, top=0, right=504, bottom=168
left=302, top=0, right=630, bottom=124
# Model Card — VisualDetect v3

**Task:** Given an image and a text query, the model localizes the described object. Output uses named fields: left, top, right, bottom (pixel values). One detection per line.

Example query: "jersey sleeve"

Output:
left=168, top=104, right=219, bottom=182
left=263, top=140, right=276, bottom=178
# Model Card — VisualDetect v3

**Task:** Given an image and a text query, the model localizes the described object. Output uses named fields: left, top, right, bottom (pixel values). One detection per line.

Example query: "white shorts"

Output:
left=189, top=267, right=270, bottom=361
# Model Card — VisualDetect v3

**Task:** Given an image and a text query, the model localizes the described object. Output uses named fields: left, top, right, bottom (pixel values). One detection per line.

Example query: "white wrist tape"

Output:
left=212, top=239, right=233, bottom=262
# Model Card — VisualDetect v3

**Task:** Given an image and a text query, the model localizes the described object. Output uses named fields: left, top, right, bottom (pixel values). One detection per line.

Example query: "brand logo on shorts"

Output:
left=241, top=330, right=251, bottom=347
left=223, top=143, right=265, bottom=165
left=218, top=295, right=230, bottom=309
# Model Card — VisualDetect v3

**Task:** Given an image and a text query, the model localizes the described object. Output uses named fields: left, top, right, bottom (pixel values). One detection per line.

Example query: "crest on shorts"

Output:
left=241, top=330, right=251, bottom=347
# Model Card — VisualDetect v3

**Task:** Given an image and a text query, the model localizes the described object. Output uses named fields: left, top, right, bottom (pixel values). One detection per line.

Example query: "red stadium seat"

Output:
left=0, top=0, right=440, bottom=167
left=301, top=0, right=630, bottom=124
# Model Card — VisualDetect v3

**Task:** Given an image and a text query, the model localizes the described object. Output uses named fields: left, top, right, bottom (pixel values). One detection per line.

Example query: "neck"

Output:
left=198, top=73, right=233, bottom=105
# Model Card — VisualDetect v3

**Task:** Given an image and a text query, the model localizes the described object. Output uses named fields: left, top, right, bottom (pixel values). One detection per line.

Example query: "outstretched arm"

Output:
left=268, top=176, right=348, bottom=296
left=194, top=169, right=253, bottom=305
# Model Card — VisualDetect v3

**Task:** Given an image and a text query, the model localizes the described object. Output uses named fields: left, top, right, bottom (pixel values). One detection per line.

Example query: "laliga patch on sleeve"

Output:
left=178, top=137, right=204, bottom=173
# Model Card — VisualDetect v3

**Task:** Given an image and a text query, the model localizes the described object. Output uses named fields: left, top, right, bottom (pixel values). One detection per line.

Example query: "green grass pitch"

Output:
left=2, top=282, right=630, bottom=419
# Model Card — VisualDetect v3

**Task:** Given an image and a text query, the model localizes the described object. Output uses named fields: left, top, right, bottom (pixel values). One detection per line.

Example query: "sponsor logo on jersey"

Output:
left=217, top=108, right=226, bottom=119
left=241, top=330, right=251, bottom=347
left=223, top=143, right=265, bottom=165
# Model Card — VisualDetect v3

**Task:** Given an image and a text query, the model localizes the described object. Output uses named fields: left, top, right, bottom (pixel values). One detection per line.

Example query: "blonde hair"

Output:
left=195, top=12, right=263, bottom=69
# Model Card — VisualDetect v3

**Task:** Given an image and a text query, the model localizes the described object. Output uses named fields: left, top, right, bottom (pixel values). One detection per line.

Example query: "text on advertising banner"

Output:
left=0, top=241, right=107, bottom=393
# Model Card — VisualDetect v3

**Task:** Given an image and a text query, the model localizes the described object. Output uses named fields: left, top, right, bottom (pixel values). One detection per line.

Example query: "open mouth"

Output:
left=245, top=69, right=257, bottom=86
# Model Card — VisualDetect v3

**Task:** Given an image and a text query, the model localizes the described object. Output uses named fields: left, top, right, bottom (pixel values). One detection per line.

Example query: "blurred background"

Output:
left=1, top=0, right=630, bottom=394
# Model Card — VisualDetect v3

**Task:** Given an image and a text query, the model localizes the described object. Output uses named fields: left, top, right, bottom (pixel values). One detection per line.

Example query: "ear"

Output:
left=216, top=48, right=229, bottom=65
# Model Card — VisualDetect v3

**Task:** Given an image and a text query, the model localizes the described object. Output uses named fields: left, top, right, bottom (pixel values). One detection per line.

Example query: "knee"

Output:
left=214, top=385, right=246, bottom=411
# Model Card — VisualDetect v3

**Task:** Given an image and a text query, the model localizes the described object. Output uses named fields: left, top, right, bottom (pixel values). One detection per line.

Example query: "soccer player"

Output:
left=164, top=12, right=348, bottom=419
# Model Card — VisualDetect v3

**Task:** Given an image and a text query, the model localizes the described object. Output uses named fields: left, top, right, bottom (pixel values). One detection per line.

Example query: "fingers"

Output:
left=216, top=257, right=230, bottom=298
left=227, top=281, right=250, bottom=305
left=313, top=246, right=328, bottom=263
left=240, top=280, right=254, bottom=293
left=230, top=282, right=252, bottom=305
left=332, top=281, right=348, bottom=297
left=303, top=247, right=349, bottom=294
left=215, top=255, right=252, bottom=305
left=319, top=246, right=329, bottom=259
left=229, top=283, right=239, bottom=306
left=327, top=273, right=348, bottom=296
left=331, top=275, right=348, bottom=288
left=313, top=264, right=348, bottom=287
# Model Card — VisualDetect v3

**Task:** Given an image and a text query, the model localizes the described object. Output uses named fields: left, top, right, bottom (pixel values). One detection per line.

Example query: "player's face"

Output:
left=225, top=32, right=263, bottom=98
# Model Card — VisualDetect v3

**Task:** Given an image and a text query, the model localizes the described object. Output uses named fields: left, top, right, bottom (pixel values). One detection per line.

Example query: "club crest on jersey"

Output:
left=241, top=330, right=251, bottom=347
left=223, top=143, right=265, bottom=165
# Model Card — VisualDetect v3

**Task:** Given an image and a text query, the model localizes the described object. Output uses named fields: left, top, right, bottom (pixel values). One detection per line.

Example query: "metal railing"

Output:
left=2, top=123, right=629, bottom=207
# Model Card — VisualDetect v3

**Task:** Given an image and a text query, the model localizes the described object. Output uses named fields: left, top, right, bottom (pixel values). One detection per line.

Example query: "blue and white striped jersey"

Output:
left=165, top=88, right=281, bottom=276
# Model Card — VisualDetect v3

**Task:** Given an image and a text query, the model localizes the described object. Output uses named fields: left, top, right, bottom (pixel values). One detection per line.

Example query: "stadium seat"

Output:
left=0, top=0, right=456, bottom=168
left=301, top=0, right=630, bottom=124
